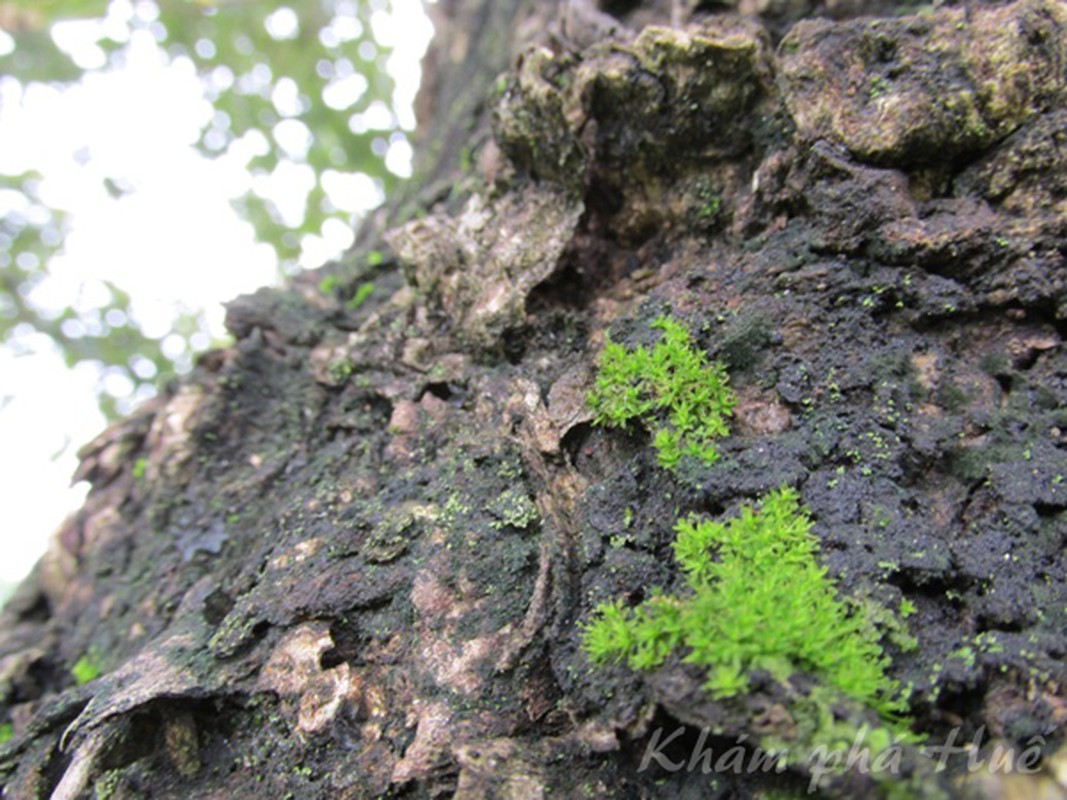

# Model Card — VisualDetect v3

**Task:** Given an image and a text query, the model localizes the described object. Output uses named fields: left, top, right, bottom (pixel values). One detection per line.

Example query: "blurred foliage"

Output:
left=0, top=0, right=408, bottom=418
left=0, top=170, right=196, bottom=419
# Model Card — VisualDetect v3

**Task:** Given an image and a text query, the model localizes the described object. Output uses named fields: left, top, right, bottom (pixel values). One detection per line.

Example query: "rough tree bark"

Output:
left=2, top=0, right=1067, bottom=797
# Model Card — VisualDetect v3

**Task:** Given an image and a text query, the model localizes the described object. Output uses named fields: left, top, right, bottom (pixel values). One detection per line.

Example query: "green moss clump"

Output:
left=486, top=488, right=540, bottom=531
left=581, top=487, right=907, bottom=721
left=71, top=649, right=103, bottom=686
left=318, top=275, right=340, bottom=295
left=587, top=316, right=735, bottom=468
left=327, top=357, right=355, bottom=383
left=347, top=281, right=375, bottom=310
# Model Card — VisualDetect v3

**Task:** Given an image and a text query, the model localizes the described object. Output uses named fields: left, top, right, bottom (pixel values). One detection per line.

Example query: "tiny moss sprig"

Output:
left=587, top=316, right=735, bottom=468
left=581, top=487, right=908, bottom=721
left=70, top=648, right=103, bottom=686
left=347, top=281, right=375, bottom=310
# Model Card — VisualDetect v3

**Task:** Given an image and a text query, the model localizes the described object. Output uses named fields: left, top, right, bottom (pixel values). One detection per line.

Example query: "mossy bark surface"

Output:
left=3, top=1, right=1067, bottom=797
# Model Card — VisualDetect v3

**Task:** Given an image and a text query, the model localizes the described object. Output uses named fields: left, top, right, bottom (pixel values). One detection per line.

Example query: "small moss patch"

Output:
left=486, top=489, right=540, bottom=531
left=347, top=281, right=375, bottom=310
left=71, top=649, right=103, bottom=685
left=588, top=316, right=735, bottom=469
left=581, top=487, right=908, bottom=721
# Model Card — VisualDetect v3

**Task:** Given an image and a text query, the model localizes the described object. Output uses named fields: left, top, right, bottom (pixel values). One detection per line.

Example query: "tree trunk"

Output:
left=3, top=1, right=1067, bottom=797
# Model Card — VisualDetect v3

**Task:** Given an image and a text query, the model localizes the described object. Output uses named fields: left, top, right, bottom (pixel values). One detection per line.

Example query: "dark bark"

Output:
left=3, top=1, right=1067, bottom=798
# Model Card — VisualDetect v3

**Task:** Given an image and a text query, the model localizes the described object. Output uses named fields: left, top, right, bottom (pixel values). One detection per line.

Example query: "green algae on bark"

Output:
left=779, top=0, right=1067, bottom=166
left=3, top=1, right=1067, bottom=798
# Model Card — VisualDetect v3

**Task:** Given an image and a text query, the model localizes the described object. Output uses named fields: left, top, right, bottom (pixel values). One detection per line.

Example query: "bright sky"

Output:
left=0, top=0, right=433, bottom=585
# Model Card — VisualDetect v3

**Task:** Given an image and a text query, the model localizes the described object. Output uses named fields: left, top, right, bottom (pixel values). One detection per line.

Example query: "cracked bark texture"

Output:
left=3, top=0, right=1067, bottom=798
